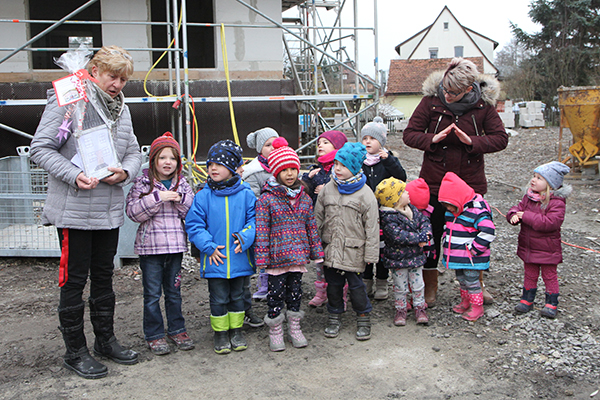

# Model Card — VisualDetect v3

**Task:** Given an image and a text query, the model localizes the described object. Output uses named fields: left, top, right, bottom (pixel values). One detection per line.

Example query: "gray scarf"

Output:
left=438, top=81, right=481, bottom=116
left=93, top=82, right=123, bottom=121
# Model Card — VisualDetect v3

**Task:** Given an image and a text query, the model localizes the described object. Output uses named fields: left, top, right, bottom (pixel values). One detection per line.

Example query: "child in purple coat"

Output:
left=507, top=161, right=571, bottom=319
left=126, top=132, right=195, bottom=355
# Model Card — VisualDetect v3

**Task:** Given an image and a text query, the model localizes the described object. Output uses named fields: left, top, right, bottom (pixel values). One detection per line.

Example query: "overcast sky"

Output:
left=285, top=0, right=541, bottom=78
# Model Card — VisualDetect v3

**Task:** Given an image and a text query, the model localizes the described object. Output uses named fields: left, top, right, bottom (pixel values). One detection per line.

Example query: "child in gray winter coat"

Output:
left=314, top=142, right=379, bottom=341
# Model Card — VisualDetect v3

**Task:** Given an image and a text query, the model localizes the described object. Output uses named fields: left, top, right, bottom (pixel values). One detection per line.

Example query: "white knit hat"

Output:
left=246, top=127, right=279, bottom=153
left=360, top=116, right=387, bottom=146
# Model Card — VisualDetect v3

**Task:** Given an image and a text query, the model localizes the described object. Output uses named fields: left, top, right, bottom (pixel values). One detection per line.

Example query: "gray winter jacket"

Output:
left=30, top=90, right=141, bottom=230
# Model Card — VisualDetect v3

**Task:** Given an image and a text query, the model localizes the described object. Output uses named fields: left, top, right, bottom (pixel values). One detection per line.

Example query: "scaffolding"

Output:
left=0, top=0, right=380, bottom=259
left=0, top=0, right=381, bottom=158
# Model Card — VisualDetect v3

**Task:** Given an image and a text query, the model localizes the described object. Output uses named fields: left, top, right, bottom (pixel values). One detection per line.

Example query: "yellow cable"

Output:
left=143, top=5, right=183, bottom=97
left=220, top=23, right=240, bottom=146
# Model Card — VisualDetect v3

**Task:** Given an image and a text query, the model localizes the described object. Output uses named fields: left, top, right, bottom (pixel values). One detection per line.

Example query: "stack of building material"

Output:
left=520, top=101, right=545, bottom=128
left=498, top=100, right=515, bottom=128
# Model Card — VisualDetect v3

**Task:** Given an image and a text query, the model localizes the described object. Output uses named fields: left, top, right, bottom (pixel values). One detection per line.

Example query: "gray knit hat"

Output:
left=360, top=116, right=387, bottom=147
left=534, top=161, right=570, bottom=190
left=246, top=127, right=279, bottom=153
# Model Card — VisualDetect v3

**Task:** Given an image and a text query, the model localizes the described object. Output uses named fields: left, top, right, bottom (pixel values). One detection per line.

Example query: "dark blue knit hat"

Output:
left=206, top=139, right=243, bottom=173
left=334, top=142, right=366, bottom=176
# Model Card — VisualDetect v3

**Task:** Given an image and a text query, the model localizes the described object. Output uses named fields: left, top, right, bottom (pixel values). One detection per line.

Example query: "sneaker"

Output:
left=414, top=305, right=429, bottom=325
left=147, top=337, right=170, bottom=355
left=167, top=332, right=195, bottom=351
left=393, top=308, right=407, bottom=326
left=244, top=310, right=265, bottom=328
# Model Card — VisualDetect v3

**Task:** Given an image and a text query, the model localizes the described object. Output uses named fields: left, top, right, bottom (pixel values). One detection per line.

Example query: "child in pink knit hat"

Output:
left=301, top=130, right=347, bottom=307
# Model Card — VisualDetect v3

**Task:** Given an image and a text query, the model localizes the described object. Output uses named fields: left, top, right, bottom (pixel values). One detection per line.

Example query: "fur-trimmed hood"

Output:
left=422, top=70, right=501, bottom=107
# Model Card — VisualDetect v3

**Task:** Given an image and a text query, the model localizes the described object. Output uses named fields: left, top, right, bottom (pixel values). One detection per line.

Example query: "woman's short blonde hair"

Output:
left=87, top=45, right=134, bottom=78
left=442, top=58, right=478, bottom=92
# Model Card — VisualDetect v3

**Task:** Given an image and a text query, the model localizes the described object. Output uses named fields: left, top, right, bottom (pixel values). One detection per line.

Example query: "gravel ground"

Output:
left=0, top=126, right=599, bottom=399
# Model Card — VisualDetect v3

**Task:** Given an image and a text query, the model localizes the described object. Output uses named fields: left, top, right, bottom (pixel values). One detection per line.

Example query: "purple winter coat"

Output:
left=126, top=171, right=194, bottom=255
left=506, top=185, right=571, bottom=265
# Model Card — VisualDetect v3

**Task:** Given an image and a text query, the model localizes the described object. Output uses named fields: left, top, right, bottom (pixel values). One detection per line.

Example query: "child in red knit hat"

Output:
left=126, top=132, right=195, bottom=355
left=255, top=137, right=324, bottom=351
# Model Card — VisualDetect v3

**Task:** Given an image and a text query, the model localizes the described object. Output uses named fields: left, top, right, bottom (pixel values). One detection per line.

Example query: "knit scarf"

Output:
left=92, top=82, right=123, bottom=121
left=526, top=187, right=547, bottom=203
left=267, top=176, right=303, bottom=199
left=363, top=150, right=384, bottom=166
left=438, top=81, right=481, bottom=116
left=317, top=150, right=337, bottom=172
left=206, top=174, right=241, bottom=193
left=258, top=154, right=271, bottom=173
left=332, top=169, right=366, bottom=194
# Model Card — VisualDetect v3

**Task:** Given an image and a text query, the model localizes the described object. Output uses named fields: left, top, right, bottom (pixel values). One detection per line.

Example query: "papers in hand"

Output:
left=71, top=125, right=121, bottom=180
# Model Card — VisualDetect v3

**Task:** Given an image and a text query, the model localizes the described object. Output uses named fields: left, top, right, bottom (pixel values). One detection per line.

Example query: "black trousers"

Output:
left=57, top=228, right=119, bottom=308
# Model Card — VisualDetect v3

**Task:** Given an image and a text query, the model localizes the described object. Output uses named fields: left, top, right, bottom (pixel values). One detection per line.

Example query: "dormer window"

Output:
left=454, top=46, right=464, bottom=57
left=444, top=22, right=449, bottom=30
left=429, top=48, right=438, bottom=59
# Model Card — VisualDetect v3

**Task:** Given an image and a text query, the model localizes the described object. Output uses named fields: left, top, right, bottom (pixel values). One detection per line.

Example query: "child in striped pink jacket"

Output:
left=438, top=172, right=496, bottom=321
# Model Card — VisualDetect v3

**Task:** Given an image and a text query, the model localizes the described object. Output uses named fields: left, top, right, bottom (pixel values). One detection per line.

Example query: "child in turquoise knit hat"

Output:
left=314, top=141, right=380, bottom=341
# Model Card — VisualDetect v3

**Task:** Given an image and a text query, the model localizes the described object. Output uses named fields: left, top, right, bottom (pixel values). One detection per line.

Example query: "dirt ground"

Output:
left=1, top=126, right=599, bottom=399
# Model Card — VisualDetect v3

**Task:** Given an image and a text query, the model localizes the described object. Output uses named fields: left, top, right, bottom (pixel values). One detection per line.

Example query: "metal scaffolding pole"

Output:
left=0, top=0, right=98, bottom=64
left=170, top=0, right=184, bottom=149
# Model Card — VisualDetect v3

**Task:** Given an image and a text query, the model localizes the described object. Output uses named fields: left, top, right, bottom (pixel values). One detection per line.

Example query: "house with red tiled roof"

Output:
left=383, top=6, right=498, bottom=119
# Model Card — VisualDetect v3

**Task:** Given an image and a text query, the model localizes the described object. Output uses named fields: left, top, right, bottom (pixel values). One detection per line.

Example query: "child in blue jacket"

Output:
left=185, top=140, right=256, bottom=354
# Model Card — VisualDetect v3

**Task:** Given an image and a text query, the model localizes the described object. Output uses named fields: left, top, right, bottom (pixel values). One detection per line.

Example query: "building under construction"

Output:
left=0, top=0, right=381, bottom=162
left=0, top=0, right=381, bottom=260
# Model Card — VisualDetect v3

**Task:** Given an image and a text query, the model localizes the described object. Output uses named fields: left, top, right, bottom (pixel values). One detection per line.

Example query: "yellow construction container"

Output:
left=557, top=86, right=600, bottom=169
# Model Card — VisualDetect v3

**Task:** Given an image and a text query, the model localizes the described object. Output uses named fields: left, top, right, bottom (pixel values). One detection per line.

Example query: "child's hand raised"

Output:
left=159, top=191, right=181, bottom=202
left=308, top=168, right=321, bottom=178
left=378, top=148, right=389, bottom=159
left=209, top=245, right=226, bottom=265
left=510, top=212, right=524, bottom=225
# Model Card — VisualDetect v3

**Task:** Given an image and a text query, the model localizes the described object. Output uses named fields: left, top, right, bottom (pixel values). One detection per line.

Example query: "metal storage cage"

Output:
left=0, top=146, right=60, bottom=257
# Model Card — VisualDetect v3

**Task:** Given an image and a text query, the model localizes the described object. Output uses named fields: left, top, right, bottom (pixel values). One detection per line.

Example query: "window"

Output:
left=454, top=46, right=464, bottom=57
left=29, top=0, right=103, bottom=69
left=429, top=48, right=438, bottom=59
left=444, top=22, right=449, bottom=30
left=150, top=0, right=215, bottom=68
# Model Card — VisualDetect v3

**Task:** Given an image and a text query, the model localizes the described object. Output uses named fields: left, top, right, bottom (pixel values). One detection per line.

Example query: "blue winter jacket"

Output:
left=185, top=179, right=256, bottom=279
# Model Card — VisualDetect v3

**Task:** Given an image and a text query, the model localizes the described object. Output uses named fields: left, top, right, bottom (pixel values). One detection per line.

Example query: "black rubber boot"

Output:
left=324, top=313, right=341, bottom=338
left=356, top=313, right=371, bottom=341
left=229, top=328, right=248, bottom=351
left=540, top=293, right=559, bottom=319
left=89, top=293, right=138, bottom=365
left=213, top=331, right=232, bottom=354
left=515, top=287, right=537, bottom=314
left=58, top=302, right=108, bottom=379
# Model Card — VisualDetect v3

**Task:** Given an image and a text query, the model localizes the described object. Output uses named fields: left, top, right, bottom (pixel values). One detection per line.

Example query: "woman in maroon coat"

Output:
left=403, top=58, right=508, bottom=307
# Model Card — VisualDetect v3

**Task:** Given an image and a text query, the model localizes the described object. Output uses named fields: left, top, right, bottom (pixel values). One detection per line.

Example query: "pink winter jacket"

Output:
left=507, top=185, right=571, bottom=265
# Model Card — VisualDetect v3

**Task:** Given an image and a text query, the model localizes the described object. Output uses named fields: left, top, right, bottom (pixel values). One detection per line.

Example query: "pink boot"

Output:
left=308, top=281, right=328, bottom=307
left=462, top=292, right=484, bottom=321
left=452, top=289, right=470, bottom=314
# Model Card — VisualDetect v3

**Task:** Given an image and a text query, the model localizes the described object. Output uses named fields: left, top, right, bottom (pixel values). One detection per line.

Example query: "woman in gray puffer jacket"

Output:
left=30, top=46, right=141, bottom=379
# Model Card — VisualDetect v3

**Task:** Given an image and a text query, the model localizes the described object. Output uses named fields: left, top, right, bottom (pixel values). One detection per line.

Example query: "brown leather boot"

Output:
left=480, top=271, right=494, bottom=304
left=423, top=269, right=438, bottom=308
